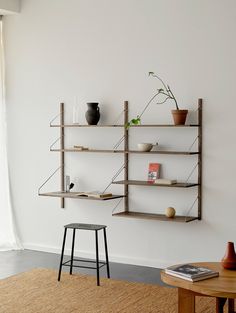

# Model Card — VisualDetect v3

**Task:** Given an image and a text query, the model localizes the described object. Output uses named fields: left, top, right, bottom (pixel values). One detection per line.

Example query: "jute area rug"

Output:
left=0, top=268, right=229, bottom=313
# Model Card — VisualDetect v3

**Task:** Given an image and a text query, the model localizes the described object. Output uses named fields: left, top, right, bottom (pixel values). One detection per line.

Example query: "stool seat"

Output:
left=64, top=223, right=106, bottom=231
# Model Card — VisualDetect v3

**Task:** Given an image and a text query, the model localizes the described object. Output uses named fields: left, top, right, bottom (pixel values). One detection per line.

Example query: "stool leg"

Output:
left=58, top=228, right=67, bottom=281
left=70, top=229, right=76, bottom=275
left=103, top=228, right=110, bottom=279
left=95, top=230, right=100, bottom=286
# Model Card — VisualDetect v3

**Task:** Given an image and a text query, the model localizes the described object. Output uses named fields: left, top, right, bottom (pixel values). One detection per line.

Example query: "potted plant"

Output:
left=126, top=72, right=188, bottom=127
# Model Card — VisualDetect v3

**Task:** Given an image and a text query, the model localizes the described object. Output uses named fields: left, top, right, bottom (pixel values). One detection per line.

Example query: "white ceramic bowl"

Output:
left=137, top=143, right=153, bottom=152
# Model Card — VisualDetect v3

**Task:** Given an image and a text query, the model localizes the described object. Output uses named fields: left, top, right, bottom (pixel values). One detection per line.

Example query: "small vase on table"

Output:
left=221, top=242, right=236, bottom=270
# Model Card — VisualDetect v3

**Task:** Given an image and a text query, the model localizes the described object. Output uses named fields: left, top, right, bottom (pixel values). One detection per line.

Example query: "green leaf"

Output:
left=126, top=116, right=142, bottom=129
left=125, top=122, right=130, bottom=129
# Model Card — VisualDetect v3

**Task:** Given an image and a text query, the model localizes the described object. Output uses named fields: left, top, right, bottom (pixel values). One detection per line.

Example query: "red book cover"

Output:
left=148, top=163, right=160, bottom=183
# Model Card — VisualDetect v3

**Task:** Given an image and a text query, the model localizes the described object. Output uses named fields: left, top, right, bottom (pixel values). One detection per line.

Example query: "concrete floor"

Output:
left=0, top=249, right=165, bottom=286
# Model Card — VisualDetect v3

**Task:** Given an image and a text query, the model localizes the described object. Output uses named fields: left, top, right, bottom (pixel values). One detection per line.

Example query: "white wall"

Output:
left=0, top=0, right=20, bottom=14
left=4, top=0, right=236, bottom=268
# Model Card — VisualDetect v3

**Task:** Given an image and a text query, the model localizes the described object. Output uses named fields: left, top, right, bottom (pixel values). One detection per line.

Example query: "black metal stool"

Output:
left=58, top=223, right=110, bottom=286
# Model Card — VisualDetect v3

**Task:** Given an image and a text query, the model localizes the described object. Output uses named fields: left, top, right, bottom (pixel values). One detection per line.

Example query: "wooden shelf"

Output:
left=128, top=150, right=199, bottom=155
left=50, top=149, right=199, bottom=155
left=112, top=211, right=198, bottom=223
left=130, top=124, right=199, bottom=128
left=39, top=191, right=125, bottom=201
left=50, top=149, right=124, bottom=153
left=50, top=124, right=123, bottom=128
left=50, top=124, right=199, bottom=128
left=112, top=180, right=199, bottom=188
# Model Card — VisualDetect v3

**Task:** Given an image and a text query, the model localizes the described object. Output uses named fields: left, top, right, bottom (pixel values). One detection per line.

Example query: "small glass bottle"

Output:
left=65, top=175, right=70, bottom=192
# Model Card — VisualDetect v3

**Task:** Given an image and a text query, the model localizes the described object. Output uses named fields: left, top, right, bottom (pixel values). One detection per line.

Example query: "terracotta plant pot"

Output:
left=171, top=109, right=188, bottom=125
left=221, top=242, right=236, bottom=270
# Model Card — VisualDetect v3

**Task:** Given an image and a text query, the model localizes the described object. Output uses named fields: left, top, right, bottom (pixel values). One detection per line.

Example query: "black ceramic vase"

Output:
left=85, top=102, right=100, bottom=125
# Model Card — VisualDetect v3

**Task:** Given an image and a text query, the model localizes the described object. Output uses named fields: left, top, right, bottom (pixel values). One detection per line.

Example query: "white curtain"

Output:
left=0, top=16, right=22, bottom=250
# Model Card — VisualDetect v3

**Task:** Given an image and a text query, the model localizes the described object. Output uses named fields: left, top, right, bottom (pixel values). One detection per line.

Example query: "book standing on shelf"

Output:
left=165, top=264, right=219, bottom=282
left=147, top=163, right=160, bottom=183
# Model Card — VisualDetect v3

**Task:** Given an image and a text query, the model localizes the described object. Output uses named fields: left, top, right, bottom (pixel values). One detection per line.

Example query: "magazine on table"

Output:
left=165, top=264, right=219, bottom=282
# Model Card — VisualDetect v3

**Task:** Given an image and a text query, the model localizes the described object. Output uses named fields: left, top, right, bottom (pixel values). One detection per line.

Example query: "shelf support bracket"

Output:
left=50, top=136, right=64, bottom=151
left=184, top=196, right=198, bottom=222
left=50, top=111, right=63, bottom=127
left=38, top=166, right=63, bottom=195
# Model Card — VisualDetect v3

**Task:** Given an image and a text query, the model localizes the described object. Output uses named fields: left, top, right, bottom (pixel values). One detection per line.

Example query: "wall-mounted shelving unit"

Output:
left=39, top=99, right=202, bottom=223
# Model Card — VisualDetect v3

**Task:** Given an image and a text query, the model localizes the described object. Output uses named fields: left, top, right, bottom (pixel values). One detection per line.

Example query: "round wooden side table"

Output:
left=161, top=262, right=236, bottom=313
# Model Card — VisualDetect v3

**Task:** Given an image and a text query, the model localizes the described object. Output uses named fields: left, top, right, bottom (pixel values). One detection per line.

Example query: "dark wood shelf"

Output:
left=50, top=149, right=124, bottom=153
left=50, top=124, right=199, bottom=128
left=128, top=150, right=199, bottom=155
left=50, top=149, right=199, bottom=155
left=112, top=211, right=198, bottom=223
left=39, top=192, right=125, bottom=201
left=112, top=180, right=199, bottom=188
left=50, top=124, right=123, bottom=128
left=130, top=124, right=199, bottom=128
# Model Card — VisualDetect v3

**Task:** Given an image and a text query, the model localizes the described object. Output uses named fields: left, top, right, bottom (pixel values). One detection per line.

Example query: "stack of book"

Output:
left=76, top=191, right=113, bottom=199
left=154, top=178, right=177, bottom=185
left=74, top=145, right=89, bottom=150
left=165, top=264, right=219, bottom=282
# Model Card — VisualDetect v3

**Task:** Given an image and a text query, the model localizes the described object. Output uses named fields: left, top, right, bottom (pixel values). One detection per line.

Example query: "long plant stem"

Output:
left=151, top=73, right=168, bottom=91
left=167, top=86, right=179, bottom=110
left=155, top=97, right=170, bottom=105
left=150, top=73, right=179, bottom=110
left=139, top=92, right=160, bottom=118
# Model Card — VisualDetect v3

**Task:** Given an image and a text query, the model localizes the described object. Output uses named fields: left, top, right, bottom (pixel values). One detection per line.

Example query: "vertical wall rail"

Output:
left=60, top=103, right=65, bottom=208
left=124, top=101, right=129, bottom=212
left=198, top=99, right=202, bottom=220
